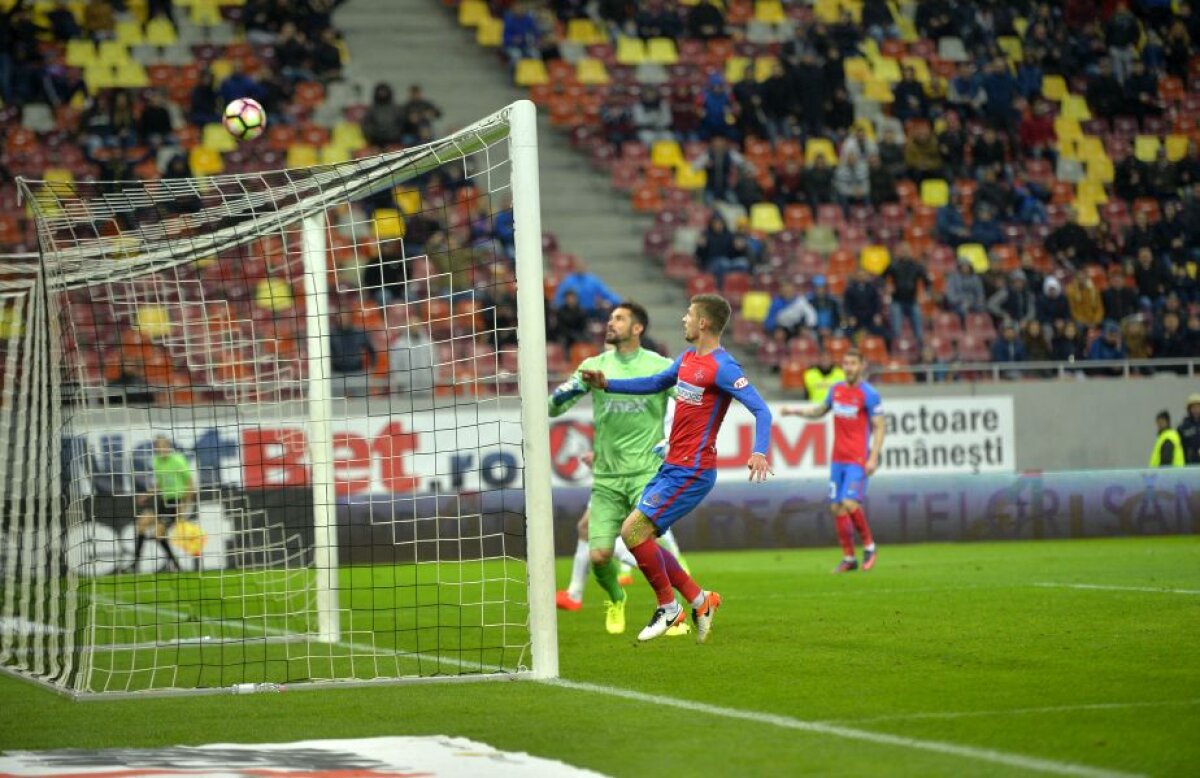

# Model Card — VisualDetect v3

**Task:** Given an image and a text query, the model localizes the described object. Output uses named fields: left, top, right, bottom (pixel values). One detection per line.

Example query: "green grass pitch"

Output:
left=2, top=536, right=1197, bottom=776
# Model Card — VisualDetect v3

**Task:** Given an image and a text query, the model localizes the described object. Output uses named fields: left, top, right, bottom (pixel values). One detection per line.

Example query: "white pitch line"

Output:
left=544, top=678, right=1140, bottom=778
left=1033, top=583, right=1200, bottom=596
left=825, top=698, right=1200, bottom=725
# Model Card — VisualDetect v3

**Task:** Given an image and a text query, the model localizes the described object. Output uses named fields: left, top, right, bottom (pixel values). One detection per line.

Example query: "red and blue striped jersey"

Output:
left=605, top=348, right=772, bottom=470
left=823, top=380, right=882, bottom=466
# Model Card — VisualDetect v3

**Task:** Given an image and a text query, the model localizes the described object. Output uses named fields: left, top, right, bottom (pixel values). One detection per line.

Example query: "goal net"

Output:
left=1, top=101, right=557, bottom=697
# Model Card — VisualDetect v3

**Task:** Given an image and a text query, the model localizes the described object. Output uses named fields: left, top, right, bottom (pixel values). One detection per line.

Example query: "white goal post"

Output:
left=1, top=100, right=557, bottom=697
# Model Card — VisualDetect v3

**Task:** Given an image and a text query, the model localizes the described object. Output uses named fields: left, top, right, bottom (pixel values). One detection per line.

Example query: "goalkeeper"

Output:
left=549, top=301, right=688, bottom=636
left=125, top=436, right=194, bottom=573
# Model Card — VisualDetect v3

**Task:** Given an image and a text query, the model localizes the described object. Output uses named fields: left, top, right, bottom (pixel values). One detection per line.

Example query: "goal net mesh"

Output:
left=2, top=103, right=549, bottom=696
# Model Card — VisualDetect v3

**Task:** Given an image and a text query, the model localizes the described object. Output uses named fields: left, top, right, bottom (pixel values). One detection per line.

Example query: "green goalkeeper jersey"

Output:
left=548, top=347, right=673, bottom=478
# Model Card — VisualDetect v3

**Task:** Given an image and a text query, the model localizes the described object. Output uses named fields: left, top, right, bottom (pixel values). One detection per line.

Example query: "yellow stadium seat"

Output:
left=920, top=178, right=950, bottom=208
left=957, top=243, right=989, bottom=274
left=115, top=19, right=144, bottom=45
left=873, top=56, right=902, bottom=83
left=514, top=58, right=549, bottom=86
left=1075, top=201, right=1100, bottom=227
left=208, top=58, right=235, bottom=83
left=675, top=164, right=706, bottom=190
left=861, top=245, right=891, bottom=275
left=189, top=0, right=222, bottom=27
left=1013, top=16, right=1029, bottom=36
left=1076, top=135, right=1105, bottom=161
left=1134, top=135, right=1162, bottom=163
left=201, top=123, right=237, bottom=153
left=576, top=57, right=610, bottom=85
left=805, top=138, right=837, bottom=165
left=741, top=290, right=773, bottom=322
left=1086, top=155, right=1114, bottom=183
left=394, top=189, right=422, bottom=215
left=476, top=15, right=503, bottom=47
left=1041, top=74, right=1068, bottom=101
left=859, top=36, right=879, bottom=62
left=749, top=202, right=784, bottom=234
left=331, top=122, right=366, bottom=151
left=753, top=56, right=777, bottom=82
left=853, top=118, right=877, bottom=140
left=566, top=18, right=606, bottom=44
left=997, top=36, right=1023, bottom=62
left=901, top=56, right=931, bottom=83
left=843, top=56, right=871, bottom=83
left=136, top=305, right=172, bottom=339
left=188, top=146, right=224, bottom=177
left=813, top=0, right=841, bottom=23
left=458, top=0, right=487, bottom=26
left=1054, top=116, right=1083, bottom=143
left=754, top=1, right=787, bottom=24
left=896, top=16, right=919, bottom=43
left=374, top=208, right=405, bottom=240
left=725, top=56, right=751, bottom=83
left=286, top=144, right=319, bottom=168
left=83, top=65, right=116, bottom=92
left=255, top=278, right=294, bottom=312
left=113, top=60, right=149, bottom=88
left=863, top=79, right=894, bottom=103
left=144, top=16, right=178, bottom=46
left=615, top=36, right=647, bottom=65
left=651, top=139, right=684, bottom=168
left=65, top=39, right=96, bottom=67
left=1060, top=95, right=1091, bottom=120
left=319, top=144, right=350, bottom=165
left=1165, top=134, right=1190, bottom=162
left=96, top=39, right=131, bottom=65
left=1076, top=179, right=1108, bottom=206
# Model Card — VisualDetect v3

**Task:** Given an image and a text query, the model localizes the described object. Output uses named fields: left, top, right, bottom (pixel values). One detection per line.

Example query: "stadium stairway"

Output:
left=333, top=0, right=775, bottom=388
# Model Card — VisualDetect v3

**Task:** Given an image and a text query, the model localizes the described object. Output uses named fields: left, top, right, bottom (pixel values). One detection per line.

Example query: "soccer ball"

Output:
left=222, top=97, right=267, bottom=141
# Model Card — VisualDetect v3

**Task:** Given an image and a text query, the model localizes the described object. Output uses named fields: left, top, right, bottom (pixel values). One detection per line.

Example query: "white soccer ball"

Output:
left=222, top=97, right=267, bottom=141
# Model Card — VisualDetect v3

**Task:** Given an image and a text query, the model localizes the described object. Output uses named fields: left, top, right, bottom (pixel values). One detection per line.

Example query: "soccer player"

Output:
left=549, top=301, right=688, bottom=636
left=126, top=436, right=195, bottom=572
left=581, top=294, right=773, bottom=643
left=781, top=348, right=885, bottom=572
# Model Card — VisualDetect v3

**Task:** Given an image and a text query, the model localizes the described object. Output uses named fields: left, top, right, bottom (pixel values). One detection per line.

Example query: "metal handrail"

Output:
left=867, top=357, right=1198, bottom=382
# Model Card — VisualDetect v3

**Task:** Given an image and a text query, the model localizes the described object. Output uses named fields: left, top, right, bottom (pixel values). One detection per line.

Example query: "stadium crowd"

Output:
left=484, top=0, right=1200, bottom=386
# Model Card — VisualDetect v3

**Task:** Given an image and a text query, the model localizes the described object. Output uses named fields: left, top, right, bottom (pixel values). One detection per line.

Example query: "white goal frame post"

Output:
left=3, top=99, right=557, bottom=696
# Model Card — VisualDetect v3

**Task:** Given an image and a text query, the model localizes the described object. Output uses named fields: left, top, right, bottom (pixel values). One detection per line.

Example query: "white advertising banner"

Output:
left=66, top=397, right=1014, bottom=497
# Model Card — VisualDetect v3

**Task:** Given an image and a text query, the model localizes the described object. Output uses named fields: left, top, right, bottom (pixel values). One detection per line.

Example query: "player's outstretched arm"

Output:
left=585, top=355, right=681, bottom=395
left=549, top=363, right=593, bottom=417
left=780, top=404, right=828, bottom=419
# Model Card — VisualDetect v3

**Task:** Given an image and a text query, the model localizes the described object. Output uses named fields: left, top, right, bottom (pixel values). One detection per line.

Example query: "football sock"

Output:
left=865, top=542, right=876, bottom=553
left=850, top=507, right=874, bottom=547
left=592, top=557, right=625, bottom=602
left=567, top=539, right=589, bottom=601
left=613, top=537, right=637, bottom=568
left=132, top=533, right=146, bottom=564
left=689, top=591, right=707, bottom=610
left=659, top=529, right=690, bottom=573
left=659, top=545, right=701, bottom=602
left=835, top=513, right=856, bottom=558
left=629, top=537, right=675, bottom=606
left=157, top=538, right=179, bottom=568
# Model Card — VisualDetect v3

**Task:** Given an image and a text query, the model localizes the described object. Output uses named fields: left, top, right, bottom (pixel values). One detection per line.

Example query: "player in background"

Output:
left=582, top=294, right=773, bottom=643
left=549, top=302, right=688, bottom=636
left=781, top=348, right=885, bottom=572
left=125, top=436, right=195, bottom=573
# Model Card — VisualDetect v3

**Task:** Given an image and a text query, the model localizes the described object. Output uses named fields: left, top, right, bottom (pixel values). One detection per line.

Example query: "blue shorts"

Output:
left=637, top=463, right=717, bottom=532
left=829, top=463, right=868, bottom=504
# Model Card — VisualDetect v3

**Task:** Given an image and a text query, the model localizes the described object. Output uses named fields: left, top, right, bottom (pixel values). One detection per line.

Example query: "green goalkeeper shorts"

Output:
left=588, top=472, right=656, bottom=552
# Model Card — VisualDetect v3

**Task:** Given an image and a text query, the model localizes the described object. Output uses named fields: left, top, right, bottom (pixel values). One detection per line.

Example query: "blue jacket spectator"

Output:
left=502, top=8, right=539, bottom=60
left=1087, top=321, right=1127, bottom=361
left=990, top=321, right=1027, bottom=363
left=552, top=262, right=621, bottom=315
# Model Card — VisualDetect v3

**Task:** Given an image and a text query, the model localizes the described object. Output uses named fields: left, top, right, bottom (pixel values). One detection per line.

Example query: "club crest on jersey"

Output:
left=675, top=379, right=704, bottom=406
left=733, top=376, right=748, bottom=390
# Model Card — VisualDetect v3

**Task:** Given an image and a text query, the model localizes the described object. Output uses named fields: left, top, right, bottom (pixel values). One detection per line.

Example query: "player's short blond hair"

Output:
left=690, top=294, right=731, bottom=335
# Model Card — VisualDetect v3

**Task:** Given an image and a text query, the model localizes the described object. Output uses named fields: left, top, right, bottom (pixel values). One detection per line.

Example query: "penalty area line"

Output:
left=544, top=678, right=1141, bottom=778
left=1033, top=583, right=1200, bottom=596
left=825, top=698, right=1200, bottom=725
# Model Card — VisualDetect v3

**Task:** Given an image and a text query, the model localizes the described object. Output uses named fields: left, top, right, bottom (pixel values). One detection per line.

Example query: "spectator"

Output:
left=275, top=22, right=314, bottom=82
left=804, top=155, right=836, bottom=206
left=1105, top=2, right=1142, bottom=82
left=1123, top=59, right=1163, bottom=124
left=945, top=257, right=986, bottom=318
left=760, top=60, right=794, bottom=141
left=552, top=258, right=621, bottom=317
left=699, top=72, right=735, bottom=139
left=1102, top=267, right=1141, bottom=322
left=1132, top=246, right=1172, bottom=307
left=401, top=84, right=442, bottom=143
left=137, top=90, right=174, bottom=148
left=990, top=320, right=1027, bottom=377
left=892, top=66, right=929, bottom=122
left=883, top=243, right=929, bottom=345
left=824, top=84, right=855, bottom=135
left=1086, top=320, right=1127, bottom=374
left=915, top=344, right=952, bottom=383
left=867, top=153, right=897, bottom=206
left=312, top=27, right=344, bottom=81
left=47, top=1, right=81, bottom=41
left=840, top=124, right=878, bottom=164
left=968, top=126, right=1008, bottom=175
left=935, top=193, right=971, bottom=247
left=969, top=202, right=1005, bottom=247
left=1124, top=210, right=1161, bottom=256
left=330, top=310, right=376, bottom=374
left=1023, top=318, right=1053, bottom=363
left=1178, top=393, right=1200, bottom=464
left=861, top=0, right=897, bottom=39
left=1114, top=145, right=1150, bottom=201
left=695, top=214, right=751, bottom=290
left=903, top=122, right=942, bottom=181
left=1065, top=272, right=1105, bottom=328
left=1037, top=276, right=1071, bottom=326
left=764, top=280, right=818, bottom=340
left=362, top=82, right=405, bottom=147
left=843, top=268, right=886, bottom=340
left=1152, top=309, right=1191, bottom=361
left=389, top=322, right=434, bottom=393
left=833, top=149, right=870, bottom=207
left=84, top=0, right=115, bottom=40
left=552, top=290, right=590, bottom=351
left=946, top=62, right=986, bottom=119
left=981, top=56, right=1019, bottom=132
left=217, top=63, right=263, bottom=107
left=634, top=0, right=682, bottom=39
left=1044, top=208, right=1099, bottom=268
left=669, top=81, right=703, bottom=140
left=1149, top=410, right=1185, bottom=467
left=1086, top=58, right=1125, bottom=118
left=803, top=352, right=845, bottom=403
left=809, top=275, right=842, bottom=337
left=1018, top=100, right=1057, bottom=161
left=936, top=112, right=968, bottom=179
left=773, top=158, right=805, bottom=207
left=1052, top=320, right=1088, bottom=362
left=632, top=86, right=673, bottom=145
left=789, top=51, right=828, bottom=137
left=988, top=269, right=1037, bottom=326
left=502, top=3, right=540, bottom=62
left=1146, top=147, right=1179, bottom=200
left=690, top=133, right=755, bottom=205
left=879, top=126, right=907, bottom=179
left=1122, top=317, right=1152, bottom=366
left=686, top=0, right=726, bottom=39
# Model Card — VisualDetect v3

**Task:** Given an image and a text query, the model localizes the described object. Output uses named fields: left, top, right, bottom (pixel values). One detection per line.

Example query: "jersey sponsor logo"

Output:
left=832, top=401, right=860, bottom=419
left=675, top=379, right=704, bottom=406
left=733, top=376, right=749, bottom=390
left=548, top=420, right=594, bottom=483
left=602, top=396, right=650, bottom=414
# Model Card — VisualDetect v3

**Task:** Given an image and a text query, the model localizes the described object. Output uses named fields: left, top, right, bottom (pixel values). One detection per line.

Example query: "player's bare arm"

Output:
left=747, top=452, right=773, bottom=483
left=866, top=415, right=886, bottom=476
left=780, top=405, right=828, bottom=419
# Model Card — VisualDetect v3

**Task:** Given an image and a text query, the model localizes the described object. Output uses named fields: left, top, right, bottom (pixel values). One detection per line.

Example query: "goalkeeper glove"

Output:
left=550, top=377, right=587, bottom=406
left=652, top=438, right=668, bottom=460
